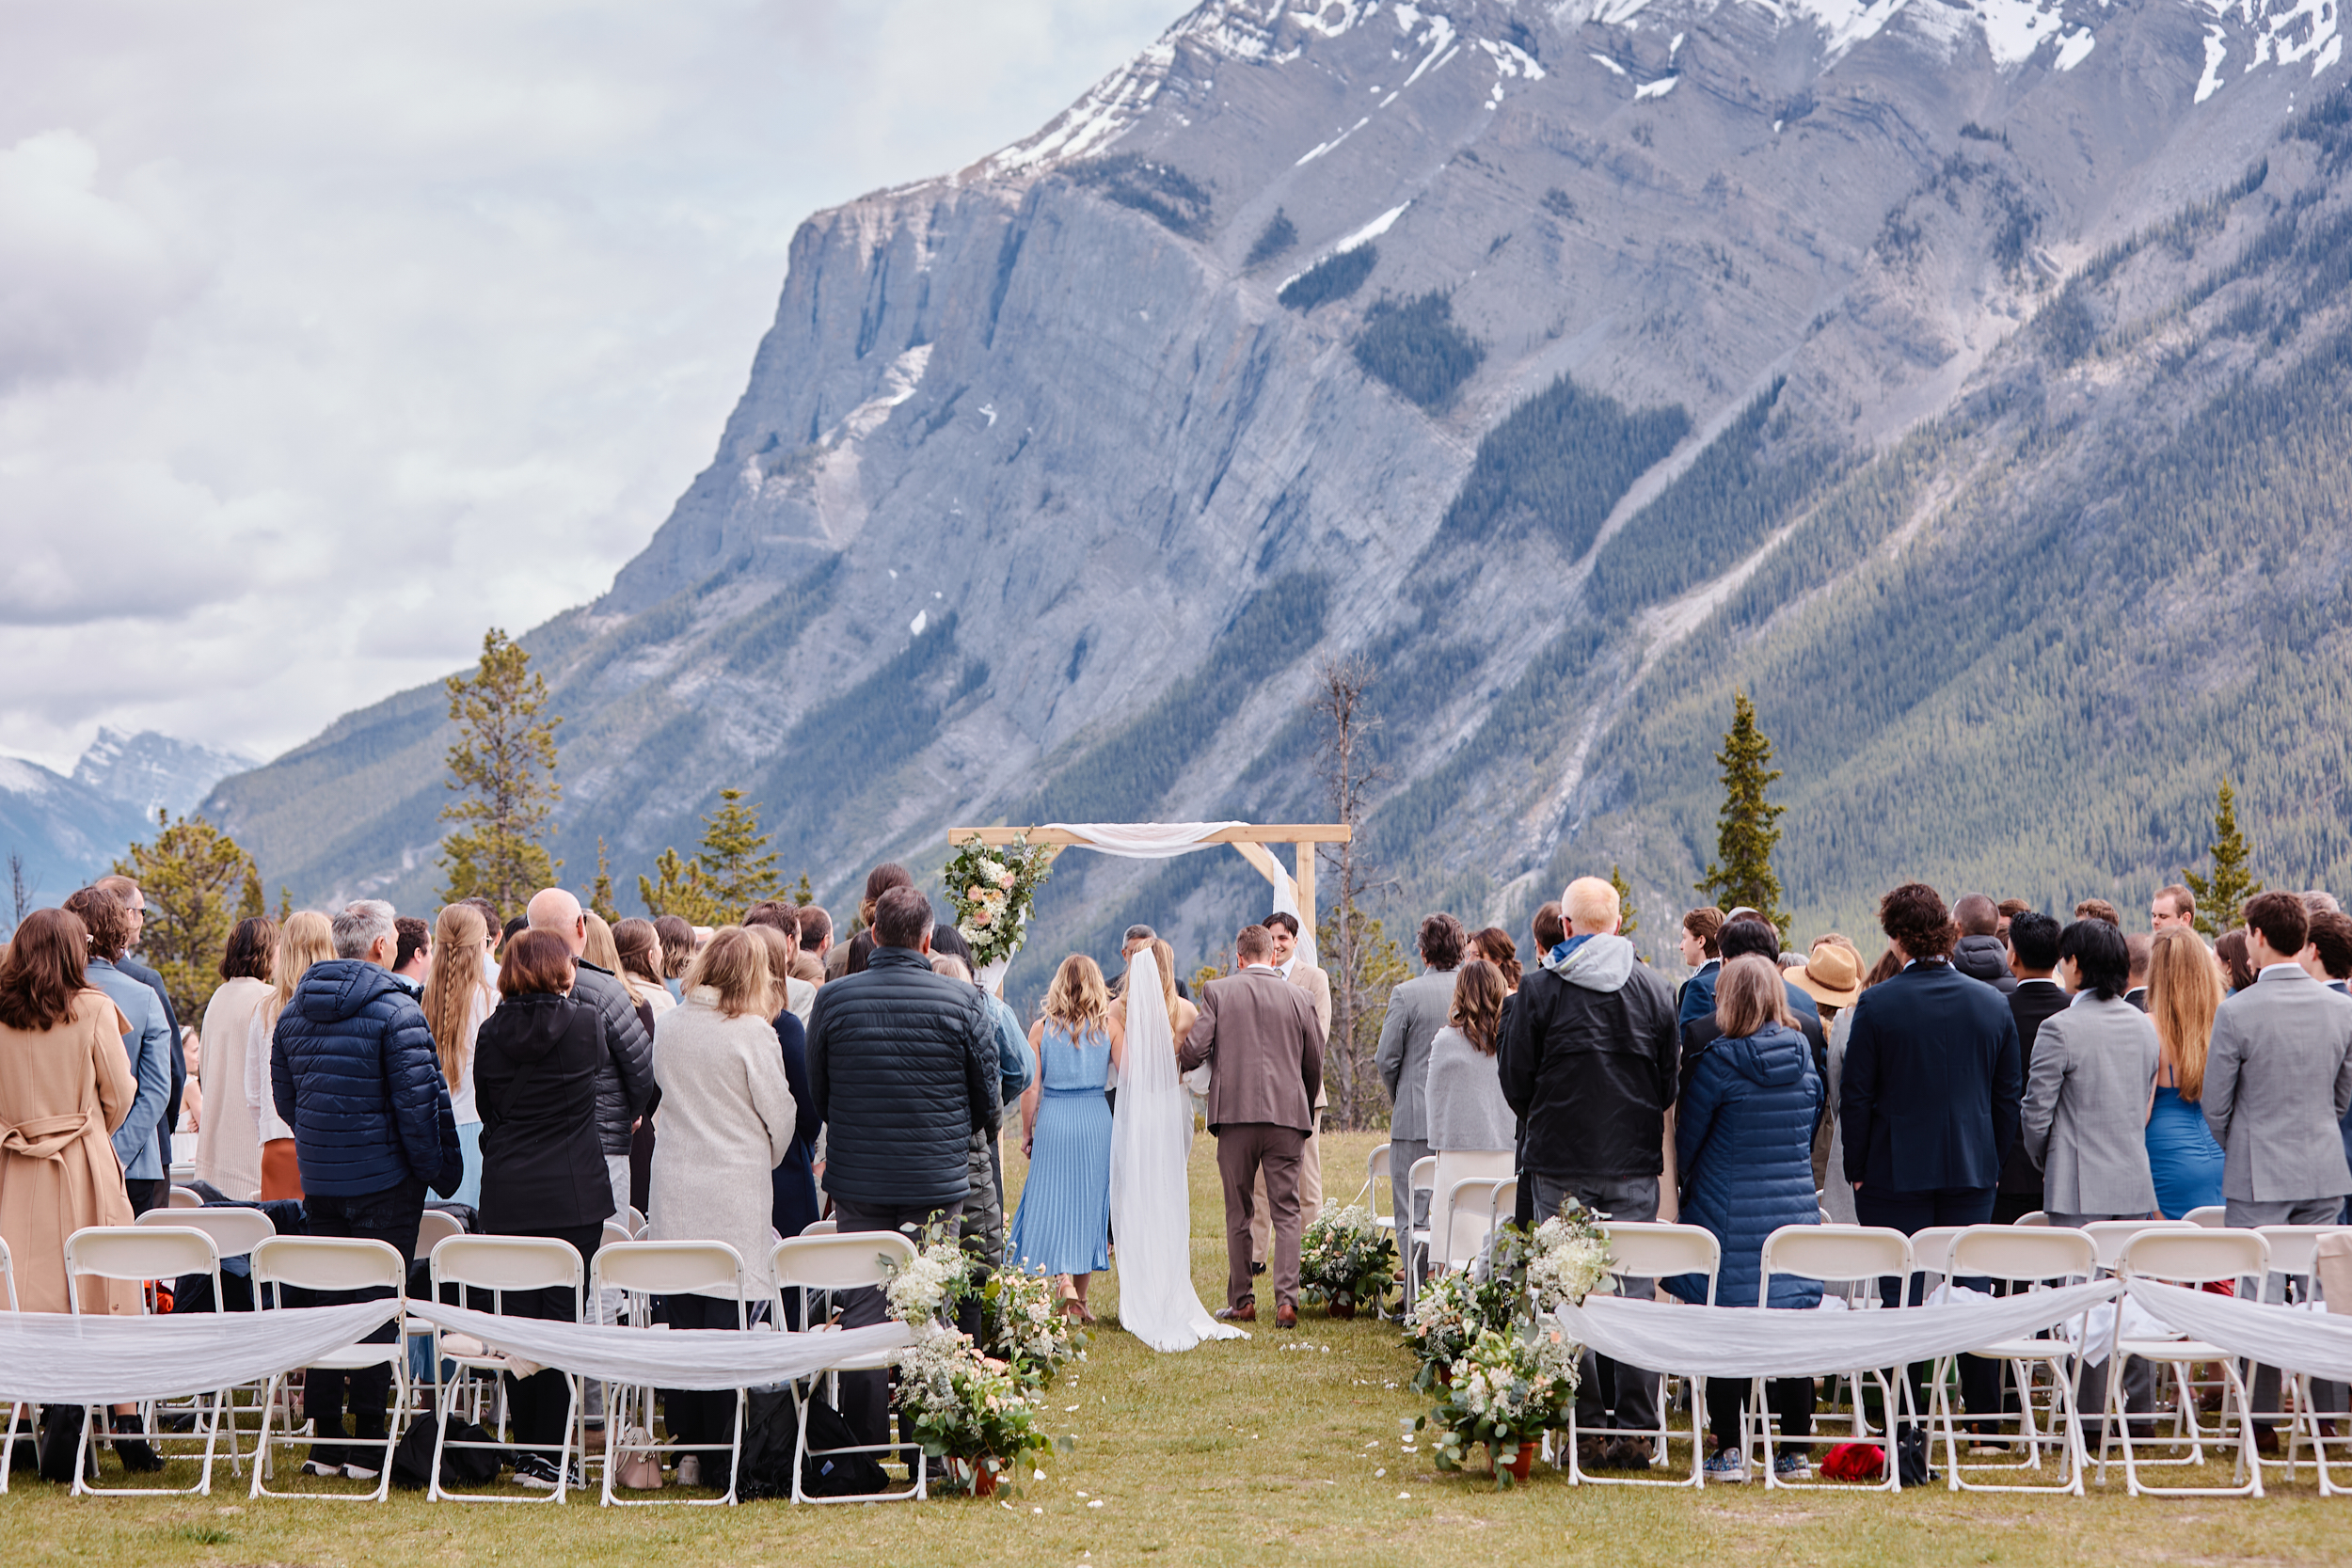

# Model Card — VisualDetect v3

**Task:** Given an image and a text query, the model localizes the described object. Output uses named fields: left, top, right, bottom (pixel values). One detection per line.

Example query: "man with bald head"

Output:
left=1500, top=875, right=1678, bottom=1470
left=527, top=888, right=655, bottom=1222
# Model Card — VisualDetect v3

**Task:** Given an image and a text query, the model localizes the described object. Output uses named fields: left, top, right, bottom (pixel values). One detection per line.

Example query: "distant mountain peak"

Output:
left=72, top=727, right=257, bottom=821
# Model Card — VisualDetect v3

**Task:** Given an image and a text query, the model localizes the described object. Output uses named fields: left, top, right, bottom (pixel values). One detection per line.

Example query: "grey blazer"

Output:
left=1375, top=967, right=1458, bottom=1143
left=2203, top=966, right=2352, bottom=1202
left=2019, top=992, right=2159, bottom=1215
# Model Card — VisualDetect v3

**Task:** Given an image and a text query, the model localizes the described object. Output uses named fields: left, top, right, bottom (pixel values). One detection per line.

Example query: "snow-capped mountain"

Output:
left=212, top=0, right=2352, bottom=973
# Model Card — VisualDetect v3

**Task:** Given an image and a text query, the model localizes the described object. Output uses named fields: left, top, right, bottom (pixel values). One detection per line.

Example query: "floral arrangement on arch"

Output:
left=1298, top=1204, right=1397, bottom=1316
left=1417, top=1324, right=1582, bottom=1485
left=979, top=1260, right=1086, bottom=1386
left=942, top=834, right=1059, bottom=969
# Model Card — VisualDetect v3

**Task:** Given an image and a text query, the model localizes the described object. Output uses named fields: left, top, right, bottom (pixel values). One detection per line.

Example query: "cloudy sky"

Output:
left=0, top=0, right=1177, bottom=773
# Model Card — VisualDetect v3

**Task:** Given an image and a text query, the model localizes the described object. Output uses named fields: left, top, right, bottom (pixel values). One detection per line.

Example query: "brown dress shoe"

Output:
left=1216, top=1301, right=1257, bottom=1323
left=1274, top=1303, right=1297, bottom=1330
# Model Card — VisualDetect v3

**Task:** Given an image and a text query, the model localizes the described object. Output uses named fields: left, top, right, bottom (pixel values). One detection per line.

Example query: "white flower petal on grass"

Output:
left=1375, top=1467, right=1387, bottom=1477
left=1398, top=1491, right=1412, bottom=1499
left=1089, top=1499, right=1104, bottom=1509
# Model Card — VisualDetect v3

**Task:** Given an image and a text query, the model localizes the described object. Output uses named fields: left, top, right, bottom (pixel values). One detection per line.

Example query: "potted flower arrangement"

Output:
left=942, top=835, right=1059, bottom=990
left=1417, top=1324, right=1582, bottom=1486
left=893, top=1328, right=1061, bottom=1497
left=979, top=1259, right=1086, bottom=1387
left=1406, top=1267, right=1482, bottom=1386
left=881, top=1223, right=975, bottom=1327
left=1298, top=1204, right=1397, bottom=1318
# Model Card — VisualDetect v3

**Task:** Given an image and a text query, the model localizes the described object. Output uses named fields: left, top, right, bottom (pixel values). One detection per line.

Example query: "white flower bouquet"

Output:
left=942, top=835, right=1059, bottom=969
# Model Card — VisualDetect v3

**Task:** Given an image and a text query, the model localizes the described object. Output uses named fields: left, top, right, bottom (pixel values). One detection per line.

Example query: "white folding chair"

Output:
left=1565, top=1222, right=1720, bottom=1488
left=2302, top=1229, right=2352, bottom=1495
left=624, top=1206, right=648, bottom=1239
left=248, top=1237, right=409, bottom=1502
left=2183, top=1206, right=2229, bottom=1229
left=2102, top=1228, right=2269, bottom=1497
left=0, top=1237, right=19, bottom=1495
left=2081, top=1218, right=2195, bottom=1273
left=1401, top=1156, right=1438, bottom=1315
left=2014, top=1212, right=2051, bottom=1227
left=1929, top=1227, right=2099, bottom=1494
left=800, top=1220, right=838, bottom=1238
left=414, top=1211, right=466, bottom=1261
left=61, top=1226, right=228, bottom=1497
left=1430, top=1153, right=1516, bottom=1275
left=405, top=1212, right=469, bottom=1406
left=167, top=1185, right=204, bottom=1210
left=769, top=1233, right=923, bottom=1504
left=1753, top=1225, right=1915, bottom=1490
left=427, top=1235, right=586, bottom=1503
left=136, top=1207, right=277, bottom=1469
left=1906, top=1227, right=1967, bottom=1293
left=591, top=1241, right=749, bottom=1507
left=2252, top=1224, right=2344, bottom=1483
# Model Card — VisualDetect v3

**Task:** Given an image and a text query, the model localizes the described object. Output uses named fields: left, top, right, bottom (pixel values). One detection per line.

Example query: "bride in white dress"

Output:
left=1109, top=944, right=1247, bottom=1351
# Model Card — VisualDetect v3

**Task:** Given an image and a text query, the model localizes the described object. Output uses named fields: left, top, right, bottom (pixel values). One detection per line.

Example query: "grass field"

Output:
left=2, top=1130, right=2345, bottom=1565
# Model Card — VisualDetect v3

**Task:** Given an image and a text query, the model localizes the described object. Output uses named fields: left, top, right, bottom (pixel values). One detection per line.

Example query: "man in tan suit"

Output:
left=1178, top=924, right=1324, bottom=1328
left=1252, top=911, right=1331, bottom=1269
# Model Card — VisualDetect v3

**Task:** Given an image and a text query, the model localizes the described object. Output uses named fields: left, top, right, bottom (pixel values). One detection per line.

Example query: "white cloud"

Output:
left=0, top=0, right=1177, bottom=769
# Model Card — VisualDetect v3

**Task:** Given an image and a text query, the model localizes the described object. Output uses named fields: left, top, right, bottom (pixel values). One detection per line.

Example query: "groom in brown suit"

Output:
left=1177, top=924, right=1324, bottom=1328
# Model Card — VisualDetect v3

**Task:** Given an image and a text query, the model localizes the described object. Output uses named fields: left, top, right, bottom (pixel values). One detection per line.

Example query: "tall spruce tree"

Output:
left=587, top=837, right=619, bottom=923
left=2182, top=777, right=2265, bottom=939
left=1610, top=863, right=1640, bottom=937
left=637, top=847, right=718, bottom=926
left=438, top=627, right=562, bottom=920
left=112, top=810, right=259, bottom=1022
left=1695, top=690, right=1790, bottom=934
left=693, top=789, right=784, bottom=921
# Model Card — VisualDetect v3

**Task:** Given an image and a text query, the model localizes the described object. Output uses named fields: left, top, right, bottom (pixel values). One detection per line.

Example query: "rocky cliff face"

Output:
left=210, top=0, right=2352, bottom=974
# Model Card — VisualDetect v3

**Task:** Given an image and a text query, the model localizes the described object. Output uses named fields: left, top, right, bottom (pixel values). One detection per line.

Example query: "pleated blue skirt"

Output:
left=1008, top=1087, right=1112, bottom=1275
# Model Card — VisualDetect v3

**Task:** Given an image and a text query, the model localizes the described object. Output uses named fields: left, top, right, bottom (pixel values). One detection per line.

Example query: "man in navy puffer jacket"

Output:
left=273, top=898, right=459, bottom=1479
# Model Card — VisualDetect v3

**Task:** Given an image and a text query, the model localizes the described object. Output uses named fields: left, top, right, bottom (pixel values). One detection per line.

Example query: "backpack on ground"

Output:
left=389, top=1416, right=508, bottom=1490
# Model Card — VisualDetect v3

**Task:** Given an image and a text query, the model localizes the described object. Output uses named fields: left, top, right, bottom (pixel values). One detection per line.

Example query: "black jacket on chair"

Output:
left=1998, top=978, right=2073, bottom=1197
left=1841, top=958, right=2024, bottom=1194
left=473, top=992, right=616, bottom=1235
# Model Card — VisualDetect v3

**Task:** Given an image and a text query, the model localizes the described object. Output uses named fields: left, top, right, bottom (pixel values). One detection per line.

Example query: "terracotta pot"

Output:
left=948, top=1456, right=1003, bottom=1497
left=1495, top=1442, right=1534, bottom=1481
left=1329, top=1291, right=1358, bottom=1320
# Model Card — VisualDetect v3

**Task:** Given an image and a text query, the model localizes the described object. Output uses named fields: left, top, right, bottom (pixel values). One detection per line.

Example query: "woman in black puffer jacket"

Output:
left=471, top=929, right=615, bottom=1489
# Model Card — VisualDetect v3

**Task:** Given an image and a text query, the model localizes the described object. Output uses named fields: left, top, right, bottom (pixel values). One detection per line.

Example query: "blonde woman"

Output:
left=612, top=918, right=676, bottom=1021
left=248, top=911, right=333, bottom=1200
left=424, top=902, right=498, bottom=1210
left=647, top=927, right=798, bottom=1494
left=582, top=911, right=624, bottom=977
left=2145, top=925, right=2227, bottom=1219
left=1007, top=954, right=1126, bottom=1320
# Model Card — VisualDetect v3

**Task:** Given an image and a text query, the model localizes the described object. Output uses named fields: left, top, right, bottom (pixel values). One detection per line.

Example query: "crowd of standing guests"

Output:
left=1379, top=874, right=2352, bottom=1481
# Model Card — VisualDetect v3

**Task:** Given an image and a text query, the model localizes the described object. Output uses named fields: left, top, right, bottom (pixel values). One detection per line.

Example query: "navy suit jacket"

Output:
left=1841, top=958, right=2024, bottom=1194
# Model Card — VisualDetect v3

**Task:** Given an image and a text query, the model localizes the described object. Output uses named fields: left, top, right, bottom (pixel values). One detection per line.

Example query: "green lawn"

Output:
left=2, top=1130, right=2345, bottom=1565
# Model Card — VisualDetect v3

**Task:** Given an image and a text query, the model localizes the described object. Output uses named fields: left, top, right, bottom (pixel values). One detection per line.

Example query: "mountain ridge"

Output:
left=202, top=0, right=2352, bottom=982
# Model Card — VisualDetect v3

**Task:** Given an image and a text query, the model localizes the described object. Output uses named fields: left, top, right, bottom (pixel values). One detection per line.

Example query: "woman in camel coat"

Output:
left=0, top=907, right=140, bottom=1316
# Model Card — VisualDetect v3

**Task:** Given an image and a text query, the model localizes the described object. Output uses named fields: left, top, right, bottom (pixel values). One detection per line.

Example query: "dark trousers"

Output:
left=491, top=1223, right=600, bottom=1458
left=1708, top=1376, right=1815, bottom=1453
left=1855, top=1184, right=1995, bottom=1419
left=1216, top=1124, right=1304, bottom=1312
left=302, top=1179, right=424, bottom=1460
left=1533, top=1172, right=1662, bottom=1435
left=660, top=1291, right=743, bottom=1486
left=831, top=1196, right=964, bottom=1447
left=126, top=1178, right=166, bottom=1217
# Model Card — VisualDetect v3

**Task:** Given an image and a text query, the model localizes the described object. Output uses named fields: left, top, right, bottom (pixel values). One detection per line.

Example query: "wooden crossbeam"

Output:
left=946, top=824, right=1350, bottom=847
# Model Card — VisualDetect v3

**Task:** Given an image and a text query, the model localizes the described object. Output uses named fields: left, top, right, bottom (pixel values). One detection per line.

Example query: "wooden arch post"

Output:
left=943, top=824, right=1351, bottom=941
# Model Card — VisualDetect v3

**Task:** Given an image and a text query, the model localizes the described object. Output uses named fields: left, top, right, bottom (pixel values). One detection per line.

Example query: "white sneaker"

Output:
left=675, top=1455, right=702, bottom=1487
left=343, top=1460, right=381, bottom=1481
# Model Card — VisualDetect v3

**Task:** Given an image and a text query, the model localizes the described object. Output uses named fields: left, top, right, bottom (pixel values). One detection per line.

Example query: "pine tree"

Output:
left=1610, top=863, right=1640, bottom=937
left=2183, top=777, right=2265, bottom=939
left=692, top=789, right=784, bottom=922
left=791, top=873, right=816, bottom=908
left=112, top=810, right=259, bottom=1023
left=637, top=847, right=719, bottom=927
left=587, top=837, right=618, bottom=923
left=1695, top=690, right=1790, bottom=934
left=236, top=863, right=266, bottom=922
left=438, top=627, right=563, bottom=920
left=276, top=886, right=293, bottom=922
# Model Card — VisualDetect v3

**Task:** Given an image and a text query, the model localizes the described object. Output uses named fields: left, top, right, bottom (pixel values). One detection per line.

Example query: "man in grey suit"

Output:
left=1177, top=924, right=1324, bottom=1328
left=2205, top=891, right=2352, bottom=1439
left=1375, top=913, right=1466, bottom=1235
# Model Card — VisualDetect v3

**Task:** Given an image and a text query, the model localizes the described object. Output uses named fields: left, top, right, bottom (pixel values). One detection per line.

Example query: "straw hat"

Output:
left=1791, top=941, right=1863, bottom=1008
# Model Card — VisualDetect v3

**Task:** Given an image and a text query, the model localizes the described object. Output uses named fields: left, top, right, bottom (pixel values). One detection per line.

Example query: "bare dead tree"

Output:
left=7, top=848, right=32, bottom=936
left=1313, top=656, right=1402, bottom=1130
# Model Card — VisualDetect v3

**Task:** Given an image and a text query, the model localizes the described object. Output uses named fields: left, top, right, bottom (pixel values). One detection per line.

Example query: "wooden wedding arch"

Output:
left=944, top=823, right=1352, bottom=936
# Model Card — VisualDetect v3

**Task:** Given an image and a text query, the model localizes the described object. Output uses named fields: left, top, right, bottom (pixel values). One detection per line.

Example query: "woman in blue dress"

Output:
left=2145, top=926, right=2227, bottom=1219
left=1007, top=955, right=1125, bottom=1322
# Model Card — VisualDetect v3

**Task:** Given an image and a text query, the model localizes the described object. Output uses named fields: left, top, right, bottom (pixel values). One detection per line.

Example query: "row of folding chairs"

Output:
left=2, top=1216, right=925, bottom=1506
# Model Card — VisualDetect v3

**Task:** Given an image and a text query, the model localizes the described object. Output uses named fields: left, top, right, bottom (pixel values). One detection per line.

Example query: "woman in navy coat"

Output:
left=1666, top=955, right=1822, bottom=1481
